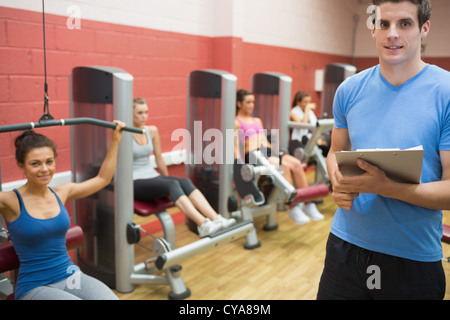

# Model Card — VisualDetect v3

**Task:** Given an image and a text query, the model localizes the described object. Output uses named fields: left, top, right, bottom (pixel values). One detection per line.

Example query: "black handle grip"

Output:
left=0, top=117, right=145, bottom=134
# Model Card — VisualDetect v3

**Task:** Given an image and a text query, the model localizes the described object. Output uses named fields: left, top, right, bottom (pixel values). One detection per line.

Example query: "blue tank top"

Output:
left=331, top=65, right=450, bottom=262
left=6, top=188, right=74, bottom=300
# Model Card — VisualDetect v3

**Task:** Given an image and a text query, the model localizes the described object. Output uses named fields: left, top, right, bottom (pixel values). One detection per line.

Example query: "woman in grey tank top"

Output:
left=132, top=98, right=236, bottom=237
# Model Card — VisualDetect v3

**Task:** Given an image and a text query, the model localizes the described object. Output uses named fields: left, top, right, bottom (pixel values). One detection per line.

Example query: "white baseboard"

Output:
left=1, top=149, right=187, bottom=192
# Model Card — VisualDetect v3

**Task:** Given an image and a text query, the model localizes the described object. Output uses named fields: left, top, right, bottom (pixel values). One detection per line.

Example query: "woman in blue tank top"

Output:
left=0, top=121, right=126, bottom=300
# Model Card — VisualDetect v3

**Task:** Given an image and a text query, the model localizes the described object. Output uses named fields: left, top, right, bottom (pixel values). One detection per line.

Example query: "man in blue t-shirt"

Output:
left=317, top=0, right=450, bottom=300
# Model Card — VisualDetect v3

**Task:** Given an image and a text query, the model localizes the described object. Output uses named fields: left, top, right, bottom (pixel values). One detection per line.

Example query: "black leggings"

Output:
left=134, top=176, right=197, bottom=203
left=244, top=147, right=278, bottom=164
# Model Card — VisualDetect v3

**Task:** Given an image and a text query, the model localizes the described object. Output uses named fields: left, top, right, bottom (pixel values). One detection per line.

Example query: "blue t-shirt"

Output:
left=6, top=188, right=74, bottom=299
left=331, top=64, right=450, bottom=262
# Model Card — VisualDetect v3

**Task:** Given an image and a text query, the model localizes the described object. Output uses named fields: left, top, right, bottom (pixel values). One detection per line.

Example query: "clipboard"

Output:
left=335, top=148, right=424, bottom=184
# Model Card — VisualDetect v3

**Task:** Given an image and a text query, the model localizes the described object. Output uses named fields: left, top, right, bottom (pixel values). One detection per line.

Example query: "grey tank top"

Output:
left=132, top=128, right=160, bottom=180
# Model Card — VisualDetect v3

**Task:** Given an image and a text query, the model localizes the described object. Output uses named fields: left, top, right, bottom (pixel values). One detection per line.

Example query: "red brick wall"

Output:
left=240, top=42, right=352, bottom=111
left=0, top=6, right=355, bottom=183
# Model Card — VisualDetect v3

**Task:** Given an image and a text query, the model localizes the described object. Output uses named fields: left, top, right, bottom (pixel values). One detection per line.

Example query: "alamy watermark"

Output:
left=367, top=265, right=381, bottom=290
left=66, top=5, right=81, bottom=30
left=170, top=122, right=280, bottom=165
left=66, top=265, right=81, bottom=290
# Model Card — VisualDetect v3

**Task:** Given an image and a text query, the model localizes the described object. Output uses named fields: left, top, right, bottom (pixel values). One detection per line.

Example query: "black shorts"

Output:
left=317, top=233, right=446, bottom=300
left=133, top=176, right=197, bottom=203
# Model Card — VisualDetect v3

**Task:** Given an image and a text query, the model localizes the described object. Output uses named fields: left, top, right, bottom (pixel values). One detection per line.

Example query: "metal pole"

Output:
left=112, top=72, right=135, bottom=293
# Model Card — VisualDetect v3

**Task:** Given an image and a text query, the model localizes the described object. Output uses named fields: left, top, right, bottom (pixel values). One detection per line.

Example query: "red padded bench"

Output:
left=290, top=184, right=330, bottom=206
left=442, top=224, right=450, bottom=244
left=134, top=197, right=174, bottom=217
left=0, top=224, right=84, bottom=300
left=133, top=197, right=177, bottom=249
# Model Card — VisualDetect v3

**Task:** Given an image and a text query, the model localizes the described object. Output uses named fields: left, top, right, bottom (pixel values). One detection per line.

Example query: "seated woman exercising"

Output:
left=290, top=90, right=330, bottom=157
left=0, top=121, right=126, bottom=300
left=235, top=89, right=323, bottom=224
left=132, top=97, right=236, bottom=237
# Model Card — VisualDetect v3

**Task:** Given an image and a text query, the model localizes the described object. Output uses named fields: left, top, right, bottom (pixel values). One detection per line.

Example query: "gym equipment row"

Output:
left=229, top=72, right=330, bottom=249
left=0, top=66, right=348, bottom=300
left=69, top=67, right=255, bottom=300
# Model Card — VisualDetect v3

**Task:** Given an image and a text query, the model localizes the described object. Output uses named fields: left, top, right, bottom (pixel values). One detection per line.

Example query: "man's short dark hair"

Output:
left=371, top=0, right=432, bottom=29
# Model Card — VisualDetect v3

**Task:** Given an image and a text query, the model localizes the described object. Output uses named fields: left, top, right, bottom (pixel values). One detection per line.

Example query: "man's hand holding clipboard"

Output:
left=335, top=146, right=424, bottom=184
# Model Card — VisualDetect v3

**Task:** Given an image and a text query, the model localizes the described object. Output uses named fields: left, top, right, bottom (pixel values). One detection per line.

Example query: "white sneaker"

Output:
left=214, top=215, right=237, bottom=229
left=304, top=202, right=324, bottom=221
left=288, top=204, right=310, bottom=225
left=198, top=218, right=222, bottom=237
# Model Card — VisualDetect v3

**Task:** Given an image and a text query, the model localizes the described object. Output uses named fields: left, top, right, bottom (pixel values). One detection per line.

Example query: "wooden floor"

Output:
left=114, top=190, right=450, bottom=300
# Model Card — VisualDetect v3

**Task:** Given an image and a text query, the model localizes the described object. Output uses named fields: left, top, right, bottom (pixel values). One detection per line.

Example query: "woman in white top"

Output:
left=289, top=91, right=325, bottom=222
left=290, top=91, right=330, bottom=156
left=132, top=97, right=236, bottom=237
left=290, top=91, right=318, bottom=142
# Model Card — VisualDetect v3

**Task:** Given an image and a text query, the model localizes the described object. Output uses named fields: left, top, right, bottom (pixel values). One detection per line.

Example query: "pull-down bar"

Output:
left=0, top=117, right=144, bottom=134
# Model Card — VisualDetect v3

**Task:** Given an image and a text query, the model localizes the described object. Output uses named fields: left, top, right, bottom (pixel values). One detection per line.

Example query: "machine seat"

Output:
left=134, top=197, right=174, bottom=217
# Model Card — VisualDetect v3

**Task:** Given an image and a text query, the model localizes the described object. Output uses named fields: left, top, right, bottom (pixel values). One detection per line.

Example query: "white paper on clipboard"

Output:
left=335, top=146, right=424, bottom=184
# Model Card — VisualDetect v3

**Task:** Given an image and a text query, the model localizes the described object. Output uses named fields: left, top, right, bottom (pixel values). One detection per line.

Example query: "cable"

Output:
left=40, top=0, right=53, bottom=120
